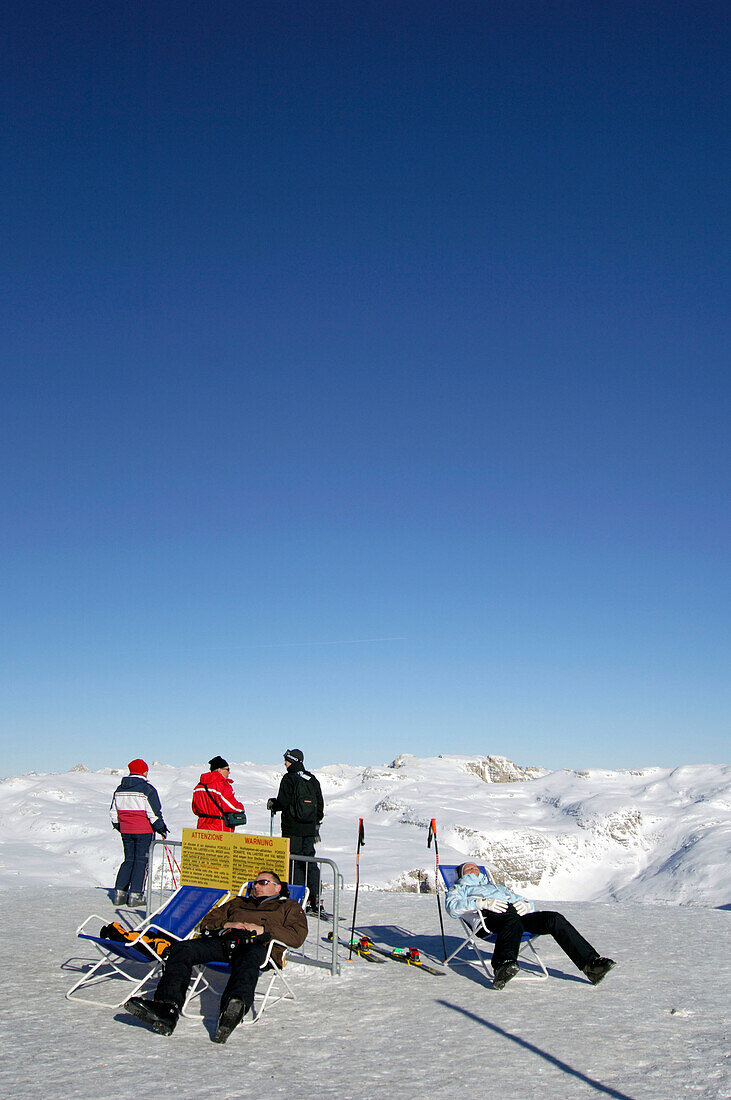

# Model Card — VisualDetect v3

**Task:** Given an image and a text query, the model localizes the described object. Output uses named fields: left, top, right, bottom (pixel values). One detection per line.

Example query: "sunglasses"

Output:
left=253, top=878, right=276, bottom=886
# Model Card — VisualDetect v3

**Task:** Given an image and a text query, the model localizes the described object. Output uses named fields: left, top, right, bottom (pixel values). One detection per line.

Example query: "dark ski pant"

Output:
left=154, top=937, right=269, bottom=1014
left=478, top=906, right=598, bottom=972
left=288, top=835, right=320, bottom=906
left=114, top=833, right=152, bottom=896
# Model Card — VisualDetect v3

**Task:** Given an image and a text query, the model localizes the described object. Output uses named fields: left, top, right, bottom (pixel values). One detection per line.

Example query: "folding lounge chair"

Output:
left=181, top=883, right=308, bottom=1025
left=439, top=864, right=547, bottom=983
left=66, top=885, right=229, bottom=1008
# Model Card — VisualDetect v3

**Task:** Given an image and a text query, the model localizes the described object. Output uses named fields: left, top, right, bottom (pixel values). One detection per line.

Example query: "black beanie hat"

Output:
left=284, top=748, right=304, bottom=764
left=209, top=756, right=229, bottom=771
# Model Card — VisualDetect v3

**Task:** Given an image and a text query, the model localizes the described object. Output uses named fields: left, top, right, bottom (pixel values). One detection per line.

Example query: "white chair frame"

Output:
left=440, top=863, right=548, bottom=985
left=66, top=886, right=230, bottom=1008
left=446, top=908, right=549, bottom=983
left=181, top=936, right=299, bottom=1024
left=181, top=882, right=308, bottom=1026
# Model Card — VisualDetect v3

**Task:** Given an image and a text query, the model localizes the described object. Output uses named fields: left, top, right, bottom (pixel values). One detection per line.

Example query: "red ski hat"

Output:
left=128, top=759, right=148, bottom=775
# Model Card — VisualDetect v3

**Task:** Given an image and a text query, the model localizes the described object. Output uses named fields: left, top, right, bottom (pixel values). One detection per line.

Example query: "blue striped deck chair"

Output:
left=181, top=882, right=308, bottom=1025
left=66, top=885, right=230, bottom=1008
left=439, top=864, right=547, bottom=984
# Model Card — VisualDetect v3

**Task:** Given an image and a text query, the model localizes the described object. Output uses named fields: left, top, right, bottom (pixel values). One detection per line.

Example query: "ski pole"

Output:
left=270, top=811, right=275, bottom=837
left=349, top=819, right=365, bottom=960
left=168, top=844, right=181, bottom=878
left=427, top=818, right=447, bottom=962
left=163, top=844, right=180, bottom=890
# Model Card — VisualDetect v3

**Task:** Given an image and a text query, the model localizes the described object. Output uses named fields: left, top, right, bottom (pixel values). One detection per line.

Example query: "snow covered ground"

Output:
left=2, top=887, right=729, bottom=1099
left=1, top=756, right=728, bottom=1097
left=1, top=754, right=730, bottom=904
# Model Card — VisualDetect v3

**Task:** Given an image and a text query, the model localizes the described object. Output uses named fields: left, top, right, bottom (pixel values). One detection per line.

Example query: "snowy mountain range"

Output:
left=1, top=754, right=728, bottom=906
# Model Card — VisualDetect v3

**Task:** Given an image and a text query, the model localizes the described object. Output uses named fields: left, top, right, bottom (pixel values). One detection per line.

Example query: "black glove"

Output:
left=267, top=798, right=277, bottom=812
left=112, top=823, right=120, bottom=832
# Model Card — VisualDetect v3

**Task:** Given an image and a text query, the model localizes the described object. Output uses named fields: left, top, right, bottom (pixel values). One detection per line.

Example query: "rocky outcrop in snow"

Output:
left=462, top=755, right=544, bottom=783
left=0, top=755, right=728, bottom=906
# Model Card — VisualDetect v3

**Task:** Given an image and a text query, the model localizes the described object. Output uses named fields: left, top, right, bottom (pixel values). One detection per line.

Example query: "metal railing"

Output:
left=145, top=839, right=342, bottom=976
left=288, top=853, right=343, bottom=975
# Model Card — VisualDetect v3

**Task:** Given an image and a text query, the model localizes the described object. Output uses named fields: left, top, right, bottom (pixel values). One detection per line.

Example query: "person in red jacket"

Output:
left=192, top=756, right=245, bottom=832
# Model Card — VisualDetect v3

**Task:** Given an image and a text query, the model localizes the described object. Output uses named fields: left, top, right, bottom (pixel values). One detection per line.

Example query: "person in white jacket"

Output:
left=445, top=862, right=615, bottom=989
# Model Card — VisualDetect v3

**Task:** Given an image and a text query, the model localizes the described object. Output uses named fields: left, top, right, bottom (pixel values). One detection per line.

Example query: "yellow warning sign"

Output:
left=180, top=829, right=290, bottom=892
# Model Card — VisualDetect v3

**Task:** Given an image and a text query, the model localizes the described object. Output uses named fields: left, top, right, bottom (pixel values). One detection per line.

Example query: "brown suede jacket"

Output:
left=199, top=893, right=308, bottom=967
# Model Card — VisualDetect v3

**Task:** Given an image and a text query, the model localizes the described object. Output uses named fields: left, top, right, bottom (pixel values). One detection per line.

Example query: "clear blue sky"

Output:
left=2, top=2, right=728, bottom=776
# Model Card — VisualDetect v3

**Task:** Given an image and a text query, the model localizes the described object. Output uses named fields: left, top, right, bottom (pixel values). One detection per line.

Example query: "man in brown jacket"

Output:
left=125, top=871, right=308, bottom=1043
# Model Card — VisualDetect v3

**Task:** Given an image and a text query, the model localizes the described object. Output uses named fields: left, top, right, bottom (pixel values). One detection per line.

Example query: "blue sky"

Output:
left=2, top=2, right=728, bottom=776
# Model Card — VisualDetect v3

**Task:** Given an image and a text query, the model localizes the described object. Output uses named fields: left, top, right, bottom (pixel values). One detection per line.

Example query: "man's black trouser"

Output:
left=477, top=906, right=598, bottom=972
left=288, top=835, right=320, bottom=906
left=154, top=937, right=269, bottom=1013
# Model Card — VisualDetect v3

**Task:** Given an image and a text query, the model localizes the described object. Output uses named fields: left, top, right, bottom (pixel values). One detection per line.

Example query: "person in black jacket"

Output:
left=267, top=749, right=324, bottom=914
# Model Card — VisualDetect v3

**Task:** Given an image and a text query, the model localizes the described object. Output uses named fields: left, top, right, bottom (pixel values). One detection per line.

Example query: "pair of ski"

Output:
left=327, top=931, right=445, bottom=975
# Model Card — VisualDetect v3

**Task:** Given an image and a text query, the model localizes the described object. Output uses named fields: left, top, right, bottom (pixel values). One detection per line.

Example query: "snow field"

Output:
left=1, top=888, right=728, bottom=1099
left=2, top=756, right=730, bottom=906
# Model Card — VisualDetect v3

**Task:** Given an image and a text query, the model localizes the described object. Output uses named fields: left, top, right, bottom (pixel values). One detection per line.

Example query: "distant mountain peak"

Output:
left=463, top=755, right=544, bottom=783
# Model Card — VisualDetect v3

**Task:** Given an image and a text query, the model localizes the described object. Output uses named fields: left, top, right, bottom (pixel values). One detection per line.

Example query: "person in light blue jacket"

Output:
left=446, top=862, right=615, bottom=989
left=446, top=867, right=534, bottom=919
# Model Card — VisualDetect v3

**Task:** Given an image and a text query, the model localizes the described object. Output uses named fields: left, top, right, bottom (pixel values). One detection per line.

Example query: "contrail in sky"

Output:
left=246, top=636, right=405, bottom=649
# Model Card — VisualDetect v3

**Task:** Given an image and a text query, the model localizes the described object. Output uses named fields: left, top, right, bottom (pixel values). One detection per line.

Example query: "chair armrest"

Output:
left=75, top=913, right=136, bottom=936
left=460, top=906, right=490, bottom=935
left=260, top=938, right=291, bottom=971
left=143, top=922, right=185, bottom=943
left=75, top=914, right=108, bottom=936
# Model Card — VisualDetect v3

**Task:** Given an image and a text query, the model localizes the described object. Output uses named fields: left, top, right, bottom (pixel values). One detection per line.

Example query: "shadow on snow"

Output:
left=437, top=1000, right=638, bottom=1100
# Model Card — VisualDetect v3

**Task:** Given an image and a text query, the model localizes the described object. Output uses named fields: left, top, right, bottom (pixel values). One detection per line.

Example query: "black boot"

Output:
left=492, top=961, right=520, bottom=990
left=583, top=957, right=616, bottom=985
left=126, top=997, right=179, bottom=1035
left=213, top=997, right=246, bottom=1044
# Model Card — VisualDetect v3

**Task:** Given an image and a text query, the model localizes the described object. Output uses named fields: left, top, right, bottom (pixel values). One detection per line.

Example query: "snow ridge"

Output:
left=0, top=754, right=728, bottom=906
